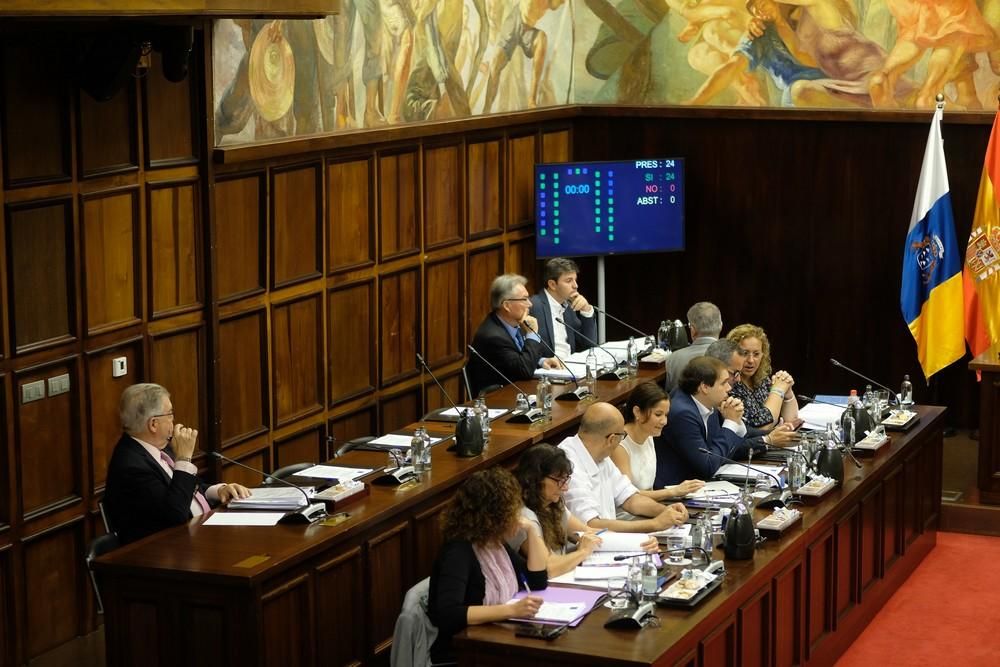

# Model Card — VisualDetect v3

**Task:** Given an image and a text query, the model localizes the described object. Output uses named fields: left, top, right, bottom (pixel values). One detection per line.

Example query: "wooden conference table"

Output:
left=456, top=406, right=945, bottom=667
left=95, top=367, right=665, bottom=667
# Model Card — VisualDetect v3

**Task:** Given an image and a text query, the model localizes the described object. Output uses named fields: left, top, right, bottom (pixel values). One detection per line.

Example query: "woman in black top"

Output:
left=428, top=467, right=548, bottom=663
left=726, top=323, right=800, bottom=430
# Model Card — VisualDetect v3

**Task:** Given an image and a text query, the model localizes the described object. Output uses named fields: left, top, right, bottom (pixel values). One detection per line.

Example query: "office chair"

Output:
left=98, top=500, right=115, bottom=535
left=263, top=462, right=315, bottom=485
left=86, top=533, right=121, bottom=614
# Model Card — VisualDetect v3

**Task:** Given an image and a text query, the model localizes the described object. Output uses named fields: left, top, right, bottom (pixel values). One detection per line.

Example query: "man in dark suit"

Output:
left=103, top=383, right=251, bottom=544
left=529, top=257, right=597, bottom=359
left=468, top=274, right=561, bottom=397
left=654, top=356, right=756, bottom=487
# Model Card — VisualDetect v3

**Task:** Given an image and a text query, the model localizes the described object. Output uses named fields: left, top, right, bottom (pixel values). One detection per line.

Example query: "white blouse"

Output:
left=619, top=433, right=658, bottom=491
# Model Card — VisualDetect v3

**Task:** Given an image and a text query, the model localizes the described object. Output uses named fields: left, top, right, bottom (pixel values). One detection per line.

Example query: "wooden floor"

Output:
left=28, top=430, right=995, bottom=667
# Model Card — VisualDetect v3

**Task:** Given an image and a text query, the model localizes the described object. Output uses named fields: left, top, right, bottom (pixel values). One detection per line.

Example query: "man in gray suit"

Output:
left=665, top=302, right=722, bottom=391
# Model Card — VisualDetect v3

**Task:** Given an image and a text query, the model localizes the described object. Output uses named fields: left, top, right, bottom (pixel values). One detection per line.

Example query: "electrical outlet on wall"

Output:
left=112, top=357, right=128, bottom=378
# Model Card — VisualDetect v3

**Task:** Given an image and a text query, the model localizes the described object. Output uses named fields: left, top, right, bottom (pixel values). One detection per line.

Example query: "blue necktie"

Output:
left=514, top=328, right=525, bottom=350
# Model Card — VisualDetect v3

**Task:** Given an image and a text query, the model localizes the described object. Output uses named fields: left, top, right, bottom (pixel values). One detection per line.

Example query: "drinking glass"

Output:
left=607, top=576, right=628, bottom=609
left=666, top=534, right=685, bottom=564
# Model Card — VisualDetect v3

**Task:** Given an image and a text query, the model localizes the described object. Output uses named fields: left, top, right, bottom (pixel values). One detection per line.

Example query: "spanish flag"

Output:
left=965, top=113, right=1000, bottom=361
left=900, top=104, right=965, bottom=380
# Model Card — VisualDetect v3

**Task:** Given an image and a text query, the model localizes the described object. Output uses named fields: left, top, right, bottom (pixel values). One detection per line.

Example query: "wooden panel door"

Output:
left=367, top=522, right=411, bottom=658
left=738, top=584, right=771, bottom=667
left=315, top=547, right=366, bottom=666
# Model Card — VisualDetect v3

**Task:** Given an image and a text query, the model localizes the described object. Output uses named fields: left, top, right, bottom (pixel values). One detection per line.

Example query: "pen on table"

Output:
left=595, top=528, right=607, bottom=536
left=521, top=574, right=532, bottom=594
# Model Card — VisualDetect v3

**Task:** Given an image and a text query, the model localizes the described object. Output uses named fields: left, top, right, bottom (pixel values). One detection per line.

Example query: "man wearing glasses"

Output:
left=664, top=302, right=722, bottom=392
left=467, top=273, right=561, bottom=397
left=104, top=383, right=251, bottom=544
left=558, top=402, right=688, bottom=534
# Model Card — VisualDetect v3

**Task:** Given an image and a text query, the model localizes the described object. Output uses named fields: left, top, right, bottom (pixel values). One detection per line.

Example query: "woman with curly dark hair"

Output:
left=726, top=324, right=800, bottom=430
left=510, top=443, right=603, bottom=577
left=428, top=467, right=547, bottom=664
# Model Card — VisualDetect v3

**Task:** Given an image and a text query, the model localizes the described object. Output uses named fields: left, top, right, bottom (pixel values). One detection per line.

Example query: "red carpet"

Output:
left=836, top=532, right=1000, bottom=667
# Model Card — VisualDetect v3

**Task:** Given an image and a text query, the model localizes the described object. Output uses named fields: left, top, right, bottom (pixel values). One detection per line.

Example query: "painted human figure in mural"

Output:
left=482, top=0, right=568, bottom=112
left=869, top=0, right=996, bottom=109
left=667, top=0, right=769, bottom=106
left=684, top=0, right=826, bottom=105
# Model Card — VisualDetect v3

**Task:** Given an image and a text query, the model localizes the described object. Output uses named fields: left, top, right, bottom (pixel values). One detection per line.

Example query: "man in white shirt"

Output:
left=559, top=402, right=688, bottom=533
left=529, top=257, right=597, bottom=359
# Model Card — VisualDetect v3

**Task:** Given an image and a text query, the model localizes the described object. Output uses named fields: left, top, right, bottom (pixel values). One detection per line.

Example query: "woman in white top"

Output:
left=611, top=381, right=705, bottom=500
left=509, top=443, right=607, bottom=577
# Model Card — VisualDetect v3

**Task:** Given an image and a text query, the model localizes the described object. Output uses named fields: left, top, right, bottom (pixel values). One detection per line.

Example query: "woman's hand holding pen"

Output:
left=508, top=595, right=543, bottom=618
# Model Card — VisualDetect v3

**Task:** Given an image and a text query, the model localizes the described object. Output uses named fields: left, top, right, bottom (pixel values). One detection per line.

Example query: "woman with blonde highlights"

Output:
left=726, top=324, right=799, bottom=430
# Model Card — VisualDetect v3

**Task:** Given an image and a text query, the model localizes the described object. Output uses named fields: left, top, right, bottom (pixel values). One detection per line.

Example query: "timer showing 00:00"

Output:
left=563, top=184, right=591, bottom=195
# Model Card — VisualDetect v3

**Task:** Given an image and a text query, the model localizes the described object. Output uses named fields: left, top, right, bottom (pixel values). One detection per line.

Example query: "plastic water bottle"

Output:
left=657, top=320, right=670, bottom=350
left=842, top=395, right=858, bottom=447
left=627, top=559, right=643, bottom=602
left=641, top=555, right=659, bottom=600
left=900, top=374, right=913, bottom=409
left=420, top=428, right=432, bottom=470
left=473, top=397, right=490, bottom=449
left=536, top=375, right=553, bottom=420
left=585, top=348, right=598, bottom=392
left=410, top=427, right=427, bottom=474
left=626, top=336, right=639, bottom=377
left=862, top=384, right=876, bottom=421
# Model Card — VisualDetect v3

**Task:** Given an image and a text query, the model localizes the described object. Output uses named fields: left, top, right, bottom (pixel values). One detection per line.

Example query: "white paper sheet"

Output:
left=799, top=403, right=846, bottom=430
left=437, top=407, right=508, bottom=419
left=506, top=601, right=587, bottom=623
left=369, top=433, right=448, bottom=448
left=203, top=512, right=285, bottom=526
left=592, top=531, right=651, bottom=552
left=295, top=465, right=374, bottom=481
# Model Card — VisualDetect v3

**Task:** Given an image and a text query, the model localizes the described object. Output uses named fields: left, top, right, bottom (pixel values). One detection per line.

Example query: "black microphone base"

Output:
left=596, top=367, right=629, bottom=381
left=507, top=408, right=546, bottom=424
left=555, top=386, right=591, bottom=401
left=279, top=502, right=328, bottom=525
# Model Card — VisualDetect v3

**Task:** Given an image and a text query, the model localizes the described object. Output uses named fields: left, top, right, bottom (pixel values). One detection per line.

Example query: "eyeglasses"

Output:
left=504, top=297, right=531, bottom=304
left=150, top=411, right=174, bottom=420
left=605, top=431, right=627, bottom=443
left=728, top=369, right=741, bottom=380
left=547, top=475, right=571, bottom=489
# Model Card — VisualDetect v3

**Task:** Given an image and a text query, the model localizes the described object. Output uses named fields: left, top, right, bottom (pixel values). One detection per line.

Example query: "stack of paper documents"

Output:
left=228, top=487, right=309, bottom=511
left=799, top=402, right=846, bottom=431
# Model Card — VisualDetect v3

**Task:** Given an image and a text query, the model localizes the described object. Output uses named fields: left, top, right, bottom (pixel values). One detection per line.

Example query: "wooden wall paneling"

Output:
left=424, top=257, right=463, bottom=367
left=142, top=51, right=198, bottom=167
left=672, top=648, right=697, bottom=667
left=328, top=280, right=376, bottom=404
left=221, top=443, right=270, bottom=488
left=261, top=573, right=314, bottom=667
left=0, top=544, right=12, bottom=667
left=15, top=359, right=81, bottom=519
left=412, top=499, right=449, bottom=582
left=737, top=585, right=771, bottom=667
left=541, top=129, right=570, bottom=163
left=5, top=198, right=75, bottom=352
left=86, top=340, right=143, bottom=493
left=315, top=546, right=365, bottom=666
left=328, top=406, right=377, bottom=448
left=425, top=371, right=462, bottom=414
left=274, top=425, right=324, bottom=470
left=76, top=83, right=138, bottom=178
left=214, top=173, right=265, bottom=301
left=467, top=138, right=502, bottom=239
left=218, top=310, right=268, bottom=446
left=379, top=267, right=420, bottom=386
left=835, top=505, right=859, bottom=625
left=81, top=187, right=141, bottom=334
left=0, top=377, right=7, bottom=530
left=0, top=38, right=70, bottom=187
left=327, top=156, right=375, bottom=273
left=21, top=520, right=84, bottom=660
left=507, top=133, right=536, bottom=229
left=699, top=616, right=736, bottom=667
left=882, top=464, right=903, bottom=572
left=806, top=528, right=835, bottom=660
left=367, top=521, right=411, bottom=658
left=271, top=293, right=323, bottom=426
left=858, top=485, right=882, bottom=598
left=378, top=149, right=419, bottom=261
left=467, top=245, right=503, bottom=347
left=271, top=163, right=322, bottom=288
left=149, top=326, right=204, bottom=444
left=423, top=142, right=462, bottom=249
left=772, top=556, right=803, bottom=667
left=147, top=179, right=201, bottom=317
left=506, top=237, right=536, bottom=282
left=380, top=386, right=421, bottom=434
left=903, top=451, right=919, bottom=548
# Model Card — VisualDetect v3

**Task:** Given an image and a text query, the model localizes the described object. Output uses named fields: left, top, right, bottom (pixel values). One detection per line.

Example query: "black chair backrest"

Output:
left=98, top=500, right=115, bottom=536
left=263, top=462, right=315, bottom=485
left=86, top=533, right=121, bottom=615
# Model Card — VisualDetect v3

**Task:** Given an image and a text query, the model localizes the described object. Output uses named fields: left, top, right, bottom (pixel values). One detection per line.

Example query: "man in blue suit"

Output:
left=654, top=356, right=757, bottom=487
left=529, top=257, right=597, bottom=359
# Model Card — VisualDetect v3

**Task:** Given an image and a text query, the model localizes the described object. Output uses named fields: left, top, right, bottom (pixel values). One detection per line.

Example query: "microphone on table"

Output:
left=524, top=323, right=591, bottom=402
left=829, top=358, right=900, bottom=406
left=591, top=305, right=654, bottom=353
left=467, top=345, right=545, bottom=424
left=698, top=449, right=763, bottom=560
left=417, top=353, right=483, bottom=457
left=207, top=451, right=327, bottom=524
left=554, top=317, right=627, bottom=381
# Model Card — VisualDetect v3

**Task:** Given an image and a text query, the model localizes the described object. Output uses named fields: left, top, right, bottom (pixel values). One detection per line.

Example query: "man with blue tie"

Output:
left=529, top=257, right=597, bottom=358
left=467, top=274, right=561, bottom=397
left=654, top=356, right=757, bottom=487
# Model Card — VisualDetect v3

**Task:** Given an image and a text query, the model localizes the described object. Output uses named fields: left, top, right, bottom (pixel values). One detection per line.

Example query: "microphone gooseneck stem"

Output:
left=209, top=451, right=314, bottom=509
left=525, top=323, right=580, bottom=389
left=591, top=305, right=649, bottom=339
left=829, top=358, right=900, bottom=406
left=697, top=447, right=784, bottom=490
left=467, top=344, right=533, bottom=398
left=417, top=353, right=463, bottom=413
left=555, top=317, right=619, bottom=366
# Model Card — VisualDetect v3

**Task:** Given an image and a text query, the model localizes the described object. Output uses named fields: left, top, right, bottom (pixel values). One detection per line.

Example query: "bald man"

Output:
left=558, top=402, right=688, bottom=534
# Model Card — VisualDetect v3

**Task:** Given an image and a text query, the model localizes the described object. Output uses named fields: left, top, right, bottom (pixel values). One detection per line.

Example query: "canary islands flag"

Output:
left=900, top=105, right=964, bottom=380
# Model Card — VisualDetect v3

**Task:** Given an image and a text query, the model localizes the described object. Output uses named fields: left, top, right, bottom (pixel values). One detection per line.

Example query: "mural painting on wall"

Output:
left=213, top=0, right=1000, bottom=145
